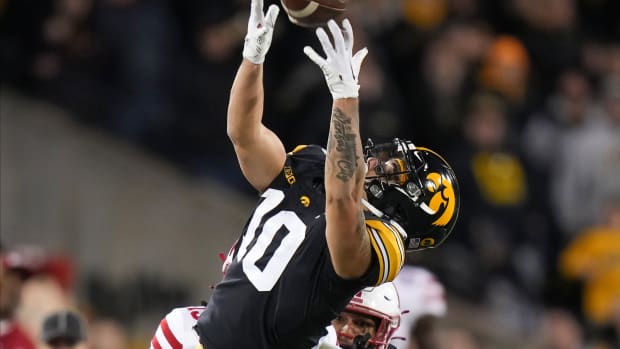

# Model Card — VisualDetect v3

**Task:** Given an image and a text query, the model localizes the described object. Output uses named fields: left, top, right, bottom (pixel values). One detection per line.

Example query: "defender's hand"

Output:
left=243, top=0, right=279, bottom=64
left=303, top=19, right=368, bottom=99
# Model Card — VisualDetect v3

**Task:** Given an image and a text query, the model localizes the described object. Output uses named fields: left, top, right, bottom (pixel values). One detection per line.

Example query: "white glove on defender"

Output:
left=304, top=19, right=368, bottom=99
left=243, top=0, right=279, bottom=64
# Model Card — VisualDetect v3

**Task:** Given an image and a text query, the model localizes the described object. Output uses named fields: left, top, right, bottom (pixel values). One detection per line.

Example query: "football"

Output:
left=280, top=0, right=347, bottom=28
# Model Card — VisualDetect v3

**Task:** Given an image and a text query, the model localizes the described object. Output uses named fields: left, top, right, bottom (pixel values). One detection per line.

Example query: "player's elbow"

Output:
left=326, top=195, right=360, bottom=215
left=332, top=262, right=367, bottom=279
left=329, top=242, right=372, bottom=279
left=227, top=124, right=256, bottom=148
left=226, top=125, right=243, bottom=145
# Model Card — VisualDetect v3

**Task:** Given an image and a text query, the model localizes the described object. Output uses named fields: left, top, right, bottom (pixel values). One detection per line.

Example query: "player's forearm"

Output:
left=324, top=97, right=371, bottom=278
left=325, top=98, right=365, bottom=199
left=227, top=60, right=265, bottom=146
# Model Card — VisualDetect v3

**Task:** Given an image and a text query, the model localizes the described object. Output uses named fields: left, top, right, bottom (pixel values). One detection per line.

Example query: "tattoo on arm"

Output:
left=331, top=108, right=359, bottom=182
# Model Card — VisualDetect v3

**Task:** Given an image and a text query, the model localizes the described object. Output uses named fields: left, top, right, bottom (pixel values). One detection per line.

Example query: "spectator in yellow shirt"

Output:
left=559, top=196, right=620, bottom=326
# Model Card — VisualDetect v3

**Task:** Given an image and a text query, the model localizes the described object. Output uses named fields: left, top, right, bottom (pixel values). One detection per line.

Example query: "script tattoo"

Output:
left=332, top=108, right=359, bottom=182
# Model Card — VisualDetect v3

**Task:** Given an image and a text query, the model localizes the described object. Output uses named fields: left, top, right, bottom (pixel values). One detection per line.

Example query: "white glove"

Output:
left=303, top=19, right=368, bottom=99
left=242, top=0, right=280, bottom=64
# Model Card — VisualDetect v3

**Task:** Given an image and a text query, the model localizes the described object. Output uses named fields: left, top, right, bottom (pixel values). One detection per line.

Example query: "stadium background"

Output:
left=1, top=0, right=619, bottom=348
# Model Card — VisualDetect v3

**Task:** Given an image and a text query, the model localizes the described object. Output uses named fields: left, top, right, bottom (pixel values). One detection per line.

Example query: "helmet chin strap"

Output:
left=419, top=202, right=436, bottom=215
left=361, top=198, right=383, bottom=217
left=361, top=199, right=407, bottom=240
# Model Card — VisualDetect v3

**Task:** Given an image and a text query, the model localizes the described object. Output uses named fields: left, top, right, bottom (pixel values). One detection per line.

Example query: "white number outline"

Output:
left=236, top=189, right=307, bottom=291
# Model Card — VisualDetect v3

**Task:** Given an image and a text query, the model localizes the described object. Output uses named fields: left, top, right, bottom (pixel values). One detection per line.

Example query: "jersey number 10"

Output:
left=236, top=189, right=307, bottom=291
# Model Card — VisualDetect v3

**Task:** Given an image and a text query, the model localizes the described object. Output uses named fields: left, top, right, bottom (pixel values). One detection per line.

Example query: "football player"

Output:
left=150, top=283, right=401, bottom=349
left=332, top=283, right=401, bottom=349
left=194, top=0, right=460, bottom=348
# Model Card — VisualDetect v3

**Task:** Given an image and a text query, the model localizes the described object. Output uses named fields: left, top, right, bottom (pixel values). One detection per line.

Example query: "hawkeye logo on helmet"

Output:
left=423, top=172, right=457, bottom=227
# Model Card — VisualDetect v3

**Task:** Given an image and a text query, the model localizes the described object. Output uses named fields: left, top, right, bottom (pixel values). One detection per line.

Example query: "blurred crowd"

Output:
left=1, top=0, right=620, bottom=348
left=0, top=245, right=130, bottom=349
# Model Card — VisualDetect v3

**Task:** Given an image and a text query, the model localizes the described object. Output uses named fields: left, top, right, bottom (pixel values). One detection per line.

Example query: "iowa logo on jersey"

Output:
left=300, top=195, right=310, bottom=207
left=424, top=172, right=457, bottom=227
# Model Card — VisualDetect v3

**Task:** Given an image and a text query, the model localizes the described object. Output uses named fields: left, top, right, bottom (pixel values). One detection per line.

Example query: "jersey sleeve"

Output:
left=287, top=145, right=327, bottom=163
left=365, top=218, right=406, bottom=286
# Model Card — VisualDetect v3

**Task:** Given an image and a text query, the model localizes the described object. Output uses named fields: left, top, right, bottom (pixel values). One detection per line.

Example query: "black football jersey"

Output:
left=196, top=145, right=405, bottom=349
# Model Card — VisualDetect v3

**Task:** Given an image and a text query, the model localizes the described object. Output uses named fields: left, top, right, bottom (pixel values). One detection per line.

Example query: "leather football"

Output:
left=280, top=0, right=347, bottom=28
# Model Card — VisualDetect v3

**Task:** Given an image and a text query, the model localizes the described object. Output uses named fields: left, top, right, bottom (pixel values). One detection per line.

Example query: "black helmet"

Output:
left=364, top=138, right=460, bottom=251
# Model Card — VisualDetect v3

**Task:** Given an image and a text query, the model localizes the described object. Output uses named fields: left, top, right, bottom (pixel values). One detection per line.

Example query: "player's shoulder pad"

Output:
left=365, top=217, right=406, bottom=285
left=283, top=145, right=326, bottom=186
left=288, top=144, right=327, bottom=158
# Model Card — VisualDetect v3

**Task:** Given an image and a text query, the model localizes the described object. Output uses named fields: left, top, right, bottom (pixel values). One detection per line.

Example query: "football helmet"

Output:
left=340, top=283, right=401, bottom=349
left=364, top=138, right=460, bottom=251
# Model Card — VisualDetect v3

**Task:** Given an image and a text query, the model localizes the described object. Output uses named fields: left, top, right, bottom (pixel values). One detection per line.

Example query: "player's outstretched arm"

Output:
left=304, top=19, right=370, bottom=278
left=227, top=0, right=286, bottom=192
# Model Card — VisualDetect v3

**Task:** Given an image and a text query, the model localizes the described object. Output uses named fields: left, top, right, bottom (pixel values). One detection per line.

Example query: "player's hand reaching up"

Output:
left=304, top=19, right=368, bottom=100
left=243, top=0, right=280, bottom=64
